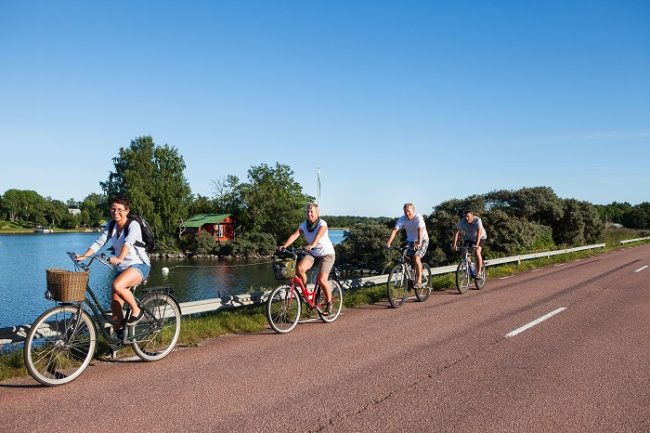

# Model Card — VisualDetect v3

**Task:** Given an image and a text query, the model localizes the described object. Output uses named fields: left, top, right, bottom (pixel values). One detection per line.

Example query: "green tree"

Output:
left=485, top=186, right=564, bottom=225
left=79, top=193, right=107, bottom=227
left=621, top=202, right=650, bottom=229
left=43, top=199, right=69, bottom=228
left=100, top=136, right=192, bottom=248
left=481, top=209, right=546, bottom=255
left=552, top=199, right=603, bottom=246
left=335, top=222, right=391, bottom=273
left=189, top=194, right=217, bottom=216
left=1, top=189, right=46, bottom=223
left=237, top=163, right=314, bottom=242
left=212, top=175, right=244, bottom=217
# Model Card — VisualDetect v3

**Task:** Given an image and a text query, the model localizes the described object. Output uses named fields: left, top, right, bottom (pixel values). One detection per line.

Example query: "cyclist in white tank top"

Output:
left=280, top=203, right=335, bottom=314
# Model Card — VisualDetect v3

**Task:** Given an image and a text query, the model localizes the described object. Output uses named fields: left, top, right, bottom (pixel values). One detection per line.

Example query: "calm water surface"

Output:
left=0, top=230, right=346, bottom=328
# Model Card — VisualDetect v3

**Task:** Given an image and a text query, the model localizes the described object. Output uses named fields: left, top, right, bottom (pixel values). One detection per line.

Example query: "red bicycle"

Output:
left=266, top=247, right=343, bottom=333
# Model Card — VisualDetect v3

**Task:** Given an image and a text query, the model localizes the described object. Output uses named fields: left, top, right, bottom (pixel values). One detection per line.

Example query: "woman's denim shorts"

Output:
left=118, top=263, right=151, bottom=280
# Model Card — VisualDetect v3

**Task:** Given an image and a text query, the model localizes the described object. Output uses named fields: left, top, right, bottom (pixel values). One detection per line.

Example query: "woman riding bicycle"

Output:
left=279, top=203, right=335, bottom=315
left=76, top=196, right=151, bottom=334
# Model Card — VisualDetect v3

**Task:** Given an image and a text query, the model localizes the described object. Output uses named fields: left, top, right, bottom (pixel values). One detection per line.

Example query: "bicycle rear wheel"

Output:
left=415, top=263, right=432, bottom=302
left=24, top=305, right=97, bottom=386
left=387, top=265, right=407, bottom=308
left=131, top=294, right=181, bottom=361
left=456, top=261, right=470, bottom=294
left=267, top=284, right=301, bottom=333
left=316, top=279, right=343, bottom=323
left=474, top=265, right=486, bottom=290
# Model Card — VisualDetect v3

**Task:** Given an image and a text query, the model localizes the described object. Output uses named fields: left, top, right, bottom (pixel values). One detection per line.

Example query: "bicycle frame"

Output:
left=460, top=245, right=477, bottom=276
left=64, top=253, right=173, bottom=349
left=392, top=247, right=417, bottom=284
left=279, top=249, right=341, bottom=309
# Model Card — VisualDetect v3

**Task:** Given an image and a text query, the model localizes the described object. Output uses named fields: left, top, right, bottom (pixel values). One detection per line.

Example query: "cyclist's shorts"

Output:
left=118, top=263, right=151, bottom=280
left=464, top=239, right=486, bottom=248
left=301, top=254, right=335, bottom=276
left=407, top=239, right=429, bottom=258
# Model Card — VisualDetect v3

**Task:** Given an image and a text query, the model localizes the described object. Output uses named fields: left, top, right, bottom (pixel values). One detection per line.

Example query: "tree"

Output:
left=485, top=186, right=564, bottom=225
left=189, top=194, right=217, bottom=216
left=236, top=163, right=314, bottom=242
left=621, top=202, right=650, bottom=229
left=212, top=175, right=244, bottom=218
left=43, top=198, right=69, bottom=228
left=552, top=199, right=602, bottom=246
left=79, top=193, right=107, bottom=227
left=1, top=189, right=46, bottom=223
left=335, top=222, right=392, bottom=272
left=100, top=136, right=192, bottom=247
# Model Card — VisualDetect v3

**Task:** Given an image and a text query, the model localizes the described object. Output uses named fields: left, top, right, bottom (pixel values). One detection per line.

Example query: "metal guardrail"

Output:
left=620, top=237, right=650, bottom=244
left=0, top=243, right=607, bottom=345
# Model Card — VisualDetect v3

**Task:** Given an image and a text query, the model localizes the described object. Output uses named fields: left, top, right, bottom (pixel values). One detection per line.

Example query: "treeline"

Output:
left=1, top=135, right=648, bottom=262
left=323, top=216, right=392, bottom=228
left=334, top=188, right=649, bottom=272
left=0, top=190, right=106, bottom=229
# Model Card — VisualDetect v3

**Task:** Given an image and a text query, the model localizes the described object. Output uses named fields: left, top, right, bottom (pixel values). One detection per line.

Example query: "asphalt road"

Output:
left=2, top=244, right=649, bottom=433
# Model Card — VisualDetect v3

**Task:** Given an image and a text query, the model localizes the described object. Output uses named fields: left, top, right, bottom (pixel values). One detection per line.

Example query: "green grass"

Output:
left=3, top=238, right=649, bottom=383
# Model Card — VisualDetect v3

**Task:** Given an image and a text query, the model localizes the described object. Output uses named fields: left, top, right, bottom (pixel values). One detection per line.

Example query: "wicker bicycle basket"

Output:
left=46, top=269, right=89, bottom=302
left=272, top=257, right=297, bottom=280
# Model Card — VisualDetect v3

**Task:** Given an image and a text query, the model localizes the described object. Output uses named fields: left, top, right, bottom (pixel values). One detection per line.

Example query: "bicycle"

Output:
left=266, top=247, right=343, bottom=334
left=23, top=252, right=181, bottom=386
left=386, top=245, right=432, bottom=308
left=455, top=243, right=486, bottom=294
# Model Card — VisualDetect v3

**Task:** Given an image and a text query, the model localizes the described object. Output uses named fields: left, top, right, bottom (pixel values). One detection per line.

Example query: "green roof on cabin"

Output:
left=184, top=214, right=232, bottom=228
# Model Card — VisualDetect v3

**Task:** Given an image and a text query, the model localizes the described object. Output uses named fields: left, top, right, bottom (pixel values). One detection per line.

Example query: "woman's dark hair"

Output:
left=110, top=196, right=130, bottom=210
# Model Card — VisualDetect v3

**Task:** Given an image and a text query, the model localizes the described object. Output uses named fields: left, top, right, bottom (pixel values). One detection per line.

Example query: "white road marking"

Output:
left=635, top=265, right=648, bottom=273
left=554, top=263, right=565, bottom=267
left=499, top=276, right=512, bottom=280
left=506, top=308, right=567, bottom=338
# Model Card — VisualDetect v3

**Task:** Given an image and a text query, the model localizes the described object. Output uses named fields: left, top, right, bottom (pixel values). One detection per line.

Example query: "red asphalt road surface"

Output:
left=2, top=244, right=650, bottom=433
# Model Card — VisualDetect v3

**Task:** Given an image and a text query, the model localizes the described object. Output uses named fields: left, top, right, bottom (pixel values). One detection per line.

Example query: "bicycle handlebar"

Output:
left=276, top=246, right=303, bottom=258
left=67, top=251, right=113, bottom=271
left=386, top=245, right=419, bottom=253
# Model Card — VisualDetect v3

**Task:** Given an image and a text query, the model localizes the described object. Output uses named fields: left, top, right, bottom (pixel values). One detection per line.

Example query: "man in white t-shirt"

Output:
left=386, top=203, right=429, bottom=288
left=280, top=203, right=335, bottom=314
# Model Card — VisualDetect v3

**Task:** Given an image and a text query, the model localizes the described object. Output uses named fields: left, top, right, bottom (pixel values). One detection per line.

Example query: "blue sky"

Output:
left=1, top=0, right=648, bottom=217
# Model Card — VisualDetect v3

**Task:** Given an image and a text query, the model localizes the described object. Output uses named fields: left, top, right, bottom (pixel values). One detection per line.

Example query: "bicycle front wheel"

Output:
left=456, top=261, right=471, bottom=294
left=267, top=285, right=301, bottom=333
left=24, top=305, right=97, bottom=386
left=415, top=263, right=432, bottom=302
left=316, top=279, right=343, bottom=323
left=387, top=265, right=407, bottom=308
left=131, top=294, right=181, bottom=361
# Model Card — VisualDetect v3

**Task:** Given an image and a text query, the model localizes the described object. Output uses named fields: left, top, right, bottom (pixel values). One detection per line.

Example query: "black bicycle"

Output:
left=386, top=245, right=432, bottom=308
left=23, top=252, right=181, bottom=386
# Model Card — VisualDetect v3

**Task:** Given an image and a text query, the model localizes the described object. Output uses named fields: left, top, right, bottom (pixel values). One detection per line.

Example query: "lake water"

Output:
left=0, top=230, right=347, bottom=328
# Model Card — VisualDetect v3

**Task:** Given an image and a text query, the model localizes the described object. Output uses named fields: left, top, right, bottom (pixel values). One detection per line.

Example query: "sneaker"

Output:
left=326, top=301, right=334, bottom=316
left=126, top=310, right=144, bottom=325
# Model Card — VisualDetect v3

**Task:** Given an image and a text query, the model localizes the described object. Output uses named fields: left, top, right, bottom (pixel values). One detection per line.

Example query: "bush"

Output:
left=224, top=232, right=277, bottom=257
